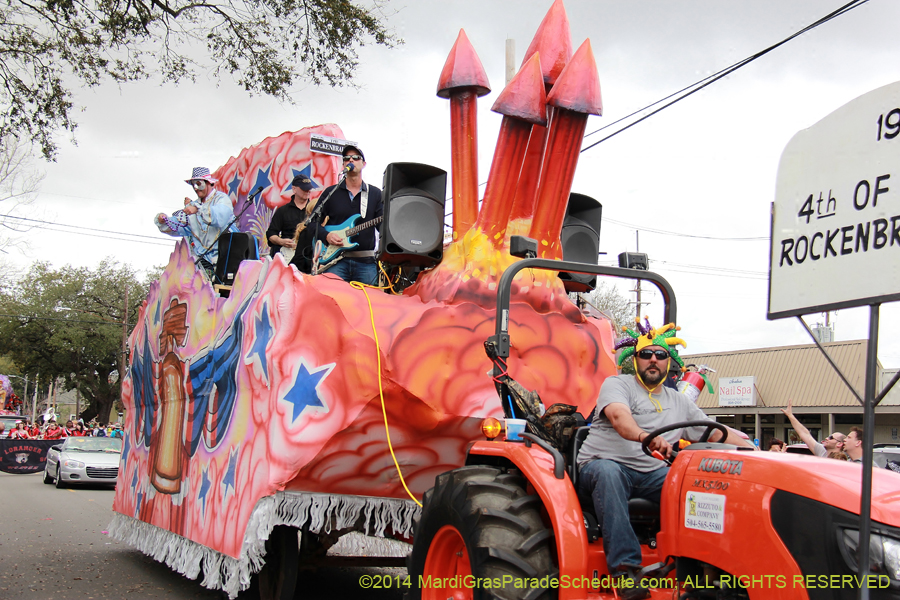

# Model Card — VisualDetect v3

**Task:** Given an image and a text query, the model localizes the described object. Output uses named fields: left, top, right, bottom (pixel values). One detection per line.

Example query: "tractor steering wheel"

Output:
left=640, top=420, right=730, bottom=463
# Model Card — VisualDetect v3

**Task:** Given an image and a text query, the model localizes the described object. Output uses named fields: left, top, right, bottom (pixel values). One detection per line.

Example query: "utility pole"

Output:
left=31, top=373, right=38, bottom=423
left=505, top=39, right=515, bottom=86
left=75, top=349, right=80, bottom=420
left=118, top=288, right=129, bottom=423
left=630, top=231, right=651, bottom=318
left=635, top=231, right=642, bottom=319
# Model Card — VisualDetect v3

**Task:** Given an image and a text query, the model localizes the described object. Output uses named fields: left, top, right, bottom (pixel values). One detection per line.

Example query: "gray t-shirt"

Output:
left=812, top=441, right=827, bottom=457
left=578, top=375, right=714, bottom=472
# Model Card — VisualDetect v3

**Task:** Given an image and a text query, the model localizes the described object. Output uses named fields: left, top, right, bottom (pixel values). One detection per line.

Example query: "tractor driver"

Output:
left=577, top=320, right=753, bottom=598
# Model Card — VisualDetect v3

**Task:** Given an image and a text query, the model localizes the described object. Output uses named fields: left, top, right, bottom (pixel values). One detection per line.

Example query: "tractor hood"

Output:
left=677, top=448, right=900, bottom=526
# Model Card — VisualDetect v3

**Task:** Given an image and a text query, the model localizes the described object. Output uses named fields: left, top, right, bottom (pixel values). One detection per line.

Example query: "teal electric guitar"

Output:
left=319, top=215, right=383, bottom=265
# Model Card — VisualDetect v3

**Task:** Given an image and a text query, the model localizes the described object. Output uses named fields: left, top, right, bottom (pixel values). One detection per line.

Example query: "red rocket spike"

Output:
left=546, top=39, right=602, bottom=116
left=437, top=30, right=491, bottom=99
left=529, top=40, right=602, bottom=258
left=437, top=30, right=491, bottom=238
left=476, top=54, right=547, bottom=243
left=520, top=0, right=573, bottom=86
left=510, top=0, right=573, bottom=224
left=490, top=53, right=547, bottom=125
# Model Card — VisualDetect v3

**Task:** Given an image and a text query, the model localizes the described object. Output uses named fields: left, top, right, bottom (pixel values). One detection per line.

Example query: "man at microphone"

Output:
left=315, top=145, right=383, bottom=285
left=154, top=167, right=238, bottom=279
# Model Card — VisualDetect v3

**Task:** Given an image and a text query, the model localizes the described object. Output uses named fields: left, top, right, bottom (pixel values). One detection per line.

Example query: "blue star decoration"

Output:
left=135, top=490, right=143, bottom=518
left=247, top=303, right=274, bottom=383
left=198, top=466, right=212, bottom=517
left=281, top=163, right=316, bottom=194
left=282, top=360, right=335, bottom=422
left=222, top=447, right=238, bottom=501
left=227, top=172, right=241, bottom=199
left=120, top=433, right=131, bottom=467
left=251, top=164, right=273, bottom=203
left=131, top=465, right=139, bottom=489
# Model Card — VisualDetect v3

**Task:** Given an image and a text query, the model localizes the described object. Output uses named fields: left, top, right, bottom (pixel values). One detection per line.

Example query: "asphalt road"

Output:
left=0, top=471, right=407, bottom=600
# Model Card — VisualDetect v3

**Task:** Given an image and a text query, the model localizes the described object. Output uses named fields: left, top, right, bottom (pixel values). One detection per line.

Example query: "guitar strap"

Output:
left=359, top=184, right=369, bottom=221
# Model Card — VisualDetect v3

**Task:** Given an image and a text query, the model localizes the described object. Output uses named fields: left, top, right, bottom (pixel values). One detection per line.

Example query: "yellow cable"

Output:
left=350, top=280, right=422, bottom=507
left=377, top=262, right=400, bottom=295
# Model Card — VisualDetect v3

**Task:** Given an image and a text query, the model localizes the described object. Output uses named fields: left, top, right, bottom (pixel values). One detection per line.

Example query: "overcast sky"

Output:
left=7, top=0, right=900, bottom=372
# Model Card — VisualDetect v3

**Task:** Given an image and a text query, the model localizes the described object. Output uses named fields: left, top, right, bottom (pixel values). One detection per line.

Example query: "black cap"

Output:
left=342, top=144, right=365, bottom=161
left=291, top=174, right=319, bottom=191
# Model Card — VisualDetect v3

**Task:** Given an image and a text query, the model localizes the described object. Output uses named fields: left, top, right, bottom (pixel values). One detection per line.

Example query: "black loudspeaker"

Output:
left=618, top=252, right=648, bottom=270
left=378, top=162, right=447, bottom=267
left=559, top=193, right=603, bottom=293
left=215, top=233, right=257, bottom=286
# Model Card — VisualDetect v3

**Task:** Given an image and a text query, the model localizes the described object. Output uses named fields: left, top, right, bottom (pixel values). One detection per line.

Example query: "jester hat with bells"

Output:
left=614, top=317, right=687, bottom=372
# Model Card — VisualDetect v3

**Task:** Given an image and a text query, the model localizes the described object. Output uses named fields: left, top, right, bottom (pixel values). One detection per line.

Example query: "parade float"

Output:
left=109, top=2, right=614, bottom=596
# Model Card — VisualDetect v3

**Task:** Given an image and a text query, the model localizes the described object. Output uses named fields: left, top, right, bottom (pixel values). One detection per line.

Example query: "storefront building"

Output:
left=681, top=339, right=900, bottom=449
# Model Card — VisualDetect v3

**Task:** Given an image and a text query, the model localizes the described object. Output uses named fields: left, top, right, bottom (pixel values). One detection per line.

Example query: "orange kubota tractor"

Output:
left=406, top=258, right=900, bottom=600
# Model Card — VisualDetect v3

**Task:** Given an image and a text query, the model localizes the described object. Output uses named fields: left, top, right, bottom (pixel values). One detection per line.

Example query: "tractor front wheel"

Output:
left=407, top=465, right=557, bottom=600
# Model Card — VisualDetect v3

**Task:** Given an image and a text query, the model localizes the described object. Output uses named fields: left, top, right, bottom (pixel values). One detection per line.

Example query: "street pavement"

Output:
left=0, top=471, right=406, bottom=599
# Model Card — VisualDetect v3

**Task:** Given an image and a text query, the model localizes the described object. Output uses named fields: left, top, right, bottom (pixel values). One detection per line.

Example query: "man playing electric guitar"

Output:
left=315, top=145, right=383, bottom=286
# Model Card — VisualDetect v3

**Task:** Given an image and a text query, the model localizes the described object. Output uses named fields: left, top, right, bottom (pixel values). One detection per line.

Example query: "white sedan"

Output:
left=43, top=436, right=122, bottom=488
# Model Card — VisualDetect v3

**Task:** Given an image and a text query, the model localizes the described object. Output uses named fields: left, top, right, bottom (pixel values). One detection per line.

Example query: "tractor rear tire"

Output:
left=407, top=465, right=557, bottom=600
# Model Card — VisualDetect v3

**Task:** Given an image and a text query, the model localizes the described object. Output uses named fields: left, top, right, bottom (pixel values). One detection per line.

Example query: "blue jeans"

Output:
left=323, top=259, right=378, bottom=286
left=578, top=459, right=669, bottom=573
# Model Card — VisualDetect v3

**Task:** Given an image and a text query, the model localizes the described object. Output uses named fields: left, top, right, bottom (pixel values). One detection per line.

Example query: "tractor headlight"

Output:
left=883, top=536, right=900, bottom=581
left=63, top=459, right=85, bottom=469
left=838, top=528, right=900, bottom=582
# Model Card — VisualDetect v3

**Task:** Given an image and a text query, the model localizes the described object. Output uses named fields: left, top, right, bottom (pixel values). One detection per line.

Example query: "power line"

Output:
left=441, top=0, right=869, bottom=239
left=604, top=218, right=768, bottom=241
left=0, top=214, right=174, bottom=247
left=597, top=259, right=767, bottom=280
left=580, top=0, right=871, bottom=152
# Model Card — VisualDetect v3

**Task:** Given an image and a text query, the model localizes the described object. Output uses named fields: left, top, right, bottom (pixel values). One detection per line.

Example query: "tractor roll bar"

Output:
left=487, top=258, right=678, bottom=360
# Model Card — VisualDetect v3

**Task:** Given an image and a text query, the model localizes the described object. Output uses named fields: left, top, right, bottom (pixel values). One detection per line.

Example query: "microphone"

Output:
left=248, top=186, right=264, bottom=202
left=343, top=162, right=355, bottom=174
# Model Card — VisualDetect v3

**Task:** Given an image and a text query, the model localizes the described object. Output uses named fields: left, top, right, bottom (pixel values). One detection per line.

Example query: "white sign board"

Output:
left=309, top=133, right=357, bottom=157
left=684, top=491, right=725, bottom=534
left=769, top=81, right=900, bottom=319
left=718, top=376, right=755, bottom=407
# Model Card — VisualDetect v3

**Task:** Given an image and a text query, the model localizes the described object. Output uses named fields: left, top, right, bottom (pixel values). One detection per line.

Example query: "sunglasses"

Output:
left=342, top=155, right=363, bottom=162
left=190, top=180, right=207, bottom=190
left=637, top=349, right=670, bottom=360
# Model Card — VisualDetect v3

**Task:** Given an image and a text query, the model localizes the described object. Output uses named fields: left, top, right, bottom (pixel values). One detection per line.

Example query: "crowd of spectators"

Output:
left=5, top=418, right=123, bottom=440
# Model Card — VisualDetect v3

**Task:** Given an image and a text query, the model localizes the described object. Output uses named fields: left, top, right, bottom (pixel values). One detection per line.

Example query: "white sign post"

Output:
left=717, top=376, right=755, bottom=407
left=769, top=80, right=900, bottom=319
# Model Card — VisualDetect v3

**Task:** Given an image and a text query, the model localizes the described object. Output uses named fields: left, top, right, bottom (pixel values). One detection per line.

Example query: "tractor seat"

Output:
left=570, top=426, right=661, bottom=542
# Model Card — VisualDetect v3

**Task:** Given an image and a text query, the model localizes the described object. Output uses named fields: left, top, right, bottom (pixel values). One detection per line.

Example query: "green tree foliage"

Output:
left=0, top=259, right=152, bottom=423
left=1, top=0, right=400, bottom=159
